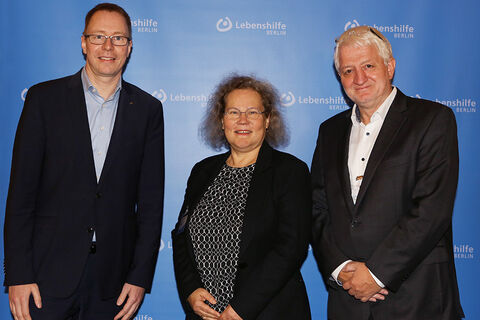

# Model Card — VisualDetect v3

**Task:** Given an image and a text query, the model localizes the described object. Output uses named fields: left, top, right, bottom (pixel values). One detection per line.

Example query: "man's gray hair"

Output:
left=334, top=26, right=393, bottom=73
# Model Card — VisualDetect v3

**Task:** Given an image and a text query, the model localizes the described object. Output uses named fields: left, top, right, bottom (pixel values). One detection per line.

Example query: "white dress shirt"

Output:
left=331, top=87, right=398, bottom=288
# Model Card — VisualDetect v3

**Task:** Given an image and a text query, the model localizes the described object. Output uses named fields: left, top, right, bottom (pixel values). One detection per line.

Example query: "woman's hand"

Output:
left=187, top=288, right=220, bottom=320
left=219, top=305, right=243, bottom=320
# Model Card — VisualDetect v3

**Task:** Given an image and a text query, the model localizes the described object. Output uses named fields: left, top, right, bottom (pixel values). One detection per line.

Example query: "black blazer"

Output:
left=4, top=70, right=165, bottom=299
left=172, top=142, right=311, bottom=320
left=311, top=89, right=464, bottom=320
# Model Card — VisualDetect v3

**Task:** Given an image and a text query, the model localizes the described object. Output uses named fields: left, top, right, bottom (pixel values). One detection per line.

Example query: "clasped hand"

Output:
left=338, top=261, right=389, bottom=302
left=187, top=288, right=242, bottom=320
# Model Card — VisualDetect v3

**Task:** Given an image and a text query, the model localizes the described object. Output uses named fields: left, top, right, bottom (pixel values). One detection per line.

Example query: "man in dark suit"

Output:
left=311, top=26, right=464, bottom=319
left=4, top=3, right=164, bottom=320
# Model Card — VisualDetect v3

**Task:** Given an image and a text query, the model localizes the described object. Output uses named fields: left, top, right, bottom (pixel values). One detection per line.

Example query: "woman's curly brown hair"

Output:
left=200, top=74, right=289, bottom=150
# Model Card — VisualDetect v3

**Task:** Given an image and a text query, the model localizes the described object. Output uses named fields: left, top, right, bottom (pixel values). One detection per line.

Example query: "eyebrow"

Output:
left=341, top=59, right=376, bottom=69
left=225, top=107, right=263, bottom=110
left=86, top=29, right=127, bottom=36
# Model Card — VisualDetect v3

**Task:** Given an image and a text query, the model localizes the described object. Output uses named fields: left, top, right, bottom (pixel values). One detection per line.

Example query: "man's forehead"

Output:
left=86, top=10, right=129, bottom=31
left=339, top=44, right=380, bottom=61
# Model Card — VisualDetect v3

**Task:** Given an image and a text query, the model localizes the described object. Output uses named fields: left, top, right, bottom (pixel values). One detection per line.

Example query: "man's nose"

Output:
left=354, top=68, right=367, bottom=84
left=102, top=37, right=113, bottom=50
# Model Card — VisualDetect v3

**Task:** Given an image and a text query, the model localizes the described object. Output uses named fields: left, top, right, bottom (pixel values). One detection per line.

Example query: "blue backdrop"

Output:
left=1, top=1, right=478, bottom=319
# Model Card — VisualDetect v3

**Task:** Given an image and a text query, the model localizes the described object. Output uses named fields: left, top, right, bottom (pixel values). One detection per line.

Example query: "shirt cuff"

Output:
left=331, top=260, right=352, bottom=286
left=367, top=269, right=385, bottom=288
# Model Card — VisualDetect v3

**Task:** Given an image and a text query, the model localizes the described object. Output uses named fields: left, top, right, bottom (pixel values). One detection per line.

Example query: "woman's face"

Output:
left=222, top=89, right=270, bottom=155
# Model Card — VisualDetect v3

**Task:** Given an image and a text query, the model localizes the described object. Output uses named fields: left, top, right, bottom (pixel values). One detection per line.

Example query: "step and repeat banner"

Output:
left=1, top=0, right=478, bottom=319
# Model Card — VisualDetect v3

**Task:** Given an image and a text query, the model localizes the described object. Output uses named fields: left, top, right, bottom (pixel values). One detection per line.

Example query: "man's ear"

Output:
left=387, top=58, right=396, bottom=80
left=81, top=35, right=87, bottom=55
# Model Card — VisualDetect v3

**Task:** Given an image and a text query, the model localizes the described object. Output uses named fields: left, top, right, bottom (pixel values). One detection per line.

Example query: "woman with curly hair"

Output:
left=172, top=74, right=311, bottom=320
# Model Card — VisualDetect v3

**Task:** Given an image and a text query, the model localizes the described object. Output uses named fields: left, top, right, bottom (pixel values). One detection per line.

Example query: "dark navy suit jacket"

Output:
left=4, top=70, right=164, bottom=299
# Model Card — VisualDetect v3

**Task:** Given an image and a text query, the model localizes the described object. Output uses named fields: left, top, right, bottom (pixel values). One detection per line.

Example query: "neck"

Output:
left=227, top=146, right=261, bottom=168
left=85, top=66, right=121, bottom=100
left=358, top=108, right=375, bottom=125
left=357, top=87, right=393, bottom=125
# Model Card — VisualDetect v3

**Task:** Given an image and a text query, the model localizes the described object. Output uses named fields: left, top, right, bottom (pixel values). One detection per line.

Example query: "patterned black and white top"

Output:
left=188, top=163, right=255, bottom=313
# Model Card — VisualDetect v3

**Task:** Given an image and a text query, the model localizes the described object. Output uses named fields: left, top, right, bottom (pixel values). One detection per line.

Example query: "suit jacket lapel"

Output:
left=238, top=141, right=272, bottom=258
left=67, top=71, right=97, bottom=186
left=184, top=153, right=228, bottom=263
left=337, top=113, right=355, bottom=216
left=354, top=90, right=408, bottom=209
left=97, top=81, right=132, bottom=187
left=189, top=153, right=229, bottom=213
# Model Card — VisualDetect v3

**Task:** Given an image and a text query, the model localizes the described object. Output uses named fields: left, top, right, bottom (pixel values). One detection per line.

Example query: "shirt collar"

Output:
left=351, top=86, right=397, bottom=124
left=81, top=67, right=122, bottom=100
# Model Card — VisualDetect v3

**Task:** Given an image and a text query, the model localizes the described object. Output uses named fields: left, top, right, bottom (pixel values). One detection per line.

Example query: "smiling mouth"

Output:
left=235, top=130, right=251, bottom=134
left=99, top=57, right=115, bottom=61
left=356, top=86, right=370, bottom=90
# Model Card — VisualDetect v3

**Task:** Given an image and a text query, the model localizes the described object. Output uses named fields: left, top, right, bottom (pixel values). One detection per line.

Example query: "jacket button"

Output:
left=87, top=227, right=94, bottom=233
left=95, top=192, right=102, bottom=198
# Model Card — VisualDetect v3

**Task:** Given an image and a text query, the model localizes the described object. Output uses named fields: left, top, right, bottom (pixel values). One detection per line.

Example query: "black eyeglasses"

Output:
left=84, top=34, right=131, bottom=46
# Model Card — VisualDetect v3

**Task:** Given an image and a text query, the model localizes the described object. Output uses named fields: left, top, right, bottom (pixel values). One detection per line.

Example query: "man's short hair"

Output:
left=84, top=3, right=132, bottom=38
left=334, top=26, right=392, bottom=73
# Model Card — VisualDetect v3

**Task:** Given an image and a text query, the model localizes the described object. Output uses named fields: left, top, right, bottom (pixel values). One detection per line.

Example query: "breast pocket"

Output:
left=377, top=155, right=410, bottom=171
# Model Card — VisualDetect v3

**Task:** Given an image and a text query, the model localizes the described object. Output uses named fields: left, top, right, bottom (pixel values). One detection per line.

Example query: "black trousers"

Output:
left=29, top=249, right=122, bottom=320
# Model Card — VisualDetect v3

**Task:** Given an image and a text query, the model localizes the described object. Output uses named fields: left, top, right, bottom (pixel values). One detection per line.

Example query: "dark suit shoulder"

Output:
left=183, top=152, right=229, bottom=199
left=27, top=73, right=77, bottom=94
left=270, top=148, right=309, bottom=172
left=21, top=72, right=82, bottom=117
left=398, top=92, right=457, bottom=131
left=405, top=94, right=455, bottom=116
left=122, top=81, right=162, bottom=107
left=191, top=152, right=229, bottom=173
left=268, top=149, right=310, bottom=197
left=319, top=109, right=351, bottom=131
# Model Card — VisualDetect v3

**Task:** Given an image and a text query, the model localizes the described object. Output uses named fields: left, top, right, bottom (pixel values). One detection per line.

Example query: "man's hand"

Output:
left=342, top=262, right=388, bottom=302
left=368, top=289, right=389, bottom=302
left=338, top=263, right=356, bottom=284
left=114, top=283, right=145, bottom=320
left=219, top=305, right=242, bottom=320
left=9, top=283, right=42, bottom=320
left=187, top=288, right=220, bottom=320
left=339, top=263, right=382, bottom=302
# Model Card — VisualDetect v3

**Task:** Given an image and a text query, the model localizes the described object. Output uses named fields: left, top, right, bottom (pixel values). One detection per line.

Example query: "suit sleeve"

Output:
left=4, top=86, right=45, bottom=286
left=229, top=160, right=311, bottom=319
left=311, top=124, right=350, bottom=283
left=172, top=164, right=204, bottom=305
left=366, top=106, right=459, bottom=291
left=125, top=99, right=164, bottom=292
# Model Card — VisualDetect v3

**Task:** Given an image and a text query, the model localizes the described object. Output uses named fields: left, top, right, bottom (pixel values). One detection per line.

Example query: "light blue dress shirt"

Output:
left=81, top=68, right=121, bottom=182
left=81, top=68, right=121, bottom=242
